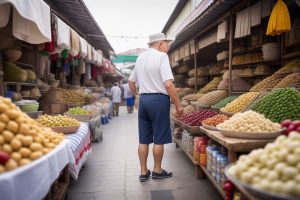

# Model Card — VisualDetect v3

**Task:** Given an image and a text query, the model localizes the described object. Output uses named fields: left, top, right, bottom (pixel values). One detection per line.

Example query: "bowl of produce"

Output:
left=202, top=123, right=219, bottom=131
left=225, top=132, right=300, bottom=200
left=14, top=100, right=39, bottom=112
left=37, top=115, right=80, bottom=134
left=218, top=129, right=283, bottom=140
left=65, top=107, right=91, bottom=122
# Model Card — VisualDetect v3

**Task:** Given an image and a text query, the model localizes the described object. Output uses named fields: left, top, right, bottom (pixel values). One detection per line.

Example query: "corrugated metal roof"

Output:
left=162, top=0, right=188, bottom=33
left=169, top=0, right=239, bottom=52
left=44, top=0, right=113, bottom=58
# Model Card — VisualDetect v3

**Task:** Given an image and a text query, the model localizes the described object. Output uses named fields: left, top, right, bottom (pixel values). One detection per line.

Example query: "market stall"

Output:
left=168, top=0, right=300, bottom=199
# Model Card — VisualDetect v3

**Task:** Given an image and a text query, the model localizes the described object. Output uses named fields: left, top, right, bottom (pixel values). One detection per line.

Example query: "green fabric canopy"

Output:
left=112, top=55, right=138, bottom=63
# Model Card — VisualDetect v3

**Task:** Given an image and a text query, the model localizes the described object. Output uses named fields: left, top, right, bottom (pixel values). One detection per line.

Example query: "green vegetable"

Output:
left=66, top=107, right=89, bottom=115
left=252, top=88, right=300, bottom=122
left=212, top=96, right=238, bottom=109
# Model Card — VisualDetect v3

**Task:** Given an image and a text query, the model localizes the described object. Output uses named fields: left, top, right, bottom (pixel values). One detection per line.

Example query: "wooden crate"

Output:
left=184, top=43, right=190, bottom=58
left=179, top=46, right=185, bottom=60
left=42, top=103, right=65, bottom=115
left=174, top=50, right=179, bottom=62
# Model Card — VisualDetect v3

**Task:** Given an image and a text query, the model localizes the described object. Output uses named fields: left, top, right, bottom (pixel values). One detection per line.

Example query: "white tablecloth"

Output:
left=0, top=140, right=74, bottom=200
left=65, top=122, right=92, bottom=180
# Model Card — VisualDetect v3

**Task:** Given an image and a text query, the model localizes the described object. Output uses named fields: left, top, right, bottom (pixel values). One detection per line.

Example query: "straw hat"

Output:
left=148, top=33, right=174, bottom=45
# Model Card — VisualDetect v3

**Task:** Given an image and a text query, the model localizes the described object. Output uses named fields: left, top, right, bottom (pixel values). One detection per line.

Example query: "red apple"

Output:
left=292, top=120, right=300, bottom=129
left=296, top=126, right=300, bottom=133
left=0, top=151, right=10, bottom=165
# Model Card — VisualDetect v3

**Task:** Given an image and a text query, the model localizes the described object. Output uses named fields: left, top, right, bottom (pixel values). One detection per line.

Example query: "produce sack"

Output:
left=89, top=114, right=103, bottom=142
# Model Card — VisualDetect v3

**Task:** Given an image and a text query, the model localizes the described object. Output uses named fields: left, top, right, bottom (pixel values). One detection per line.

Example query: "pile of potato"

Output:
left=220, top=92, right=258, bottom=113
left=37, top=115, right=80, bottom=127
left=57, top=89, right=85, bottom=104
left=228, top=132, right=300, bottom=197
left=217, top=110, right=281, bottom=133
left=275, top=73, right=300, bottom=88
left=0, top=97, right=64, bottom=173
left=196, top=90, right=227, bottom=106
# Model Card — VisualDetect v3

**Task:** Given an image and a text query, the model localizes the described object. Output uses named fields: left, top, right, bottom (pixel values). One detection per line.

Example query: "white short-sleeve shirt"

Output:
left=129, top=48, right=174, bottom=95
left=110, top=86, right=122, bottom=103
left=123, top=83, right=133, bottom=99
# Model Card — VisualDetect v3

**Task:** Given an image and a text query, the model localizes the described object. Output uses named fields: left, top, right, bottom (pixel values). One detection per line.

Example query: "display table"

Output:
left=0, top=140, right=74, bottom=200
left=65, top=122, right=92, bottom=180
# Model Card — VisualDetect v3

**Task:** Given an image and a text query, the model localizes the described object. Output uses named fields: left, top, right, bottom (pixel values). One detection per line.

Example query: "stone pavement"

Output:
left=68, top=106, right=222, bottom=200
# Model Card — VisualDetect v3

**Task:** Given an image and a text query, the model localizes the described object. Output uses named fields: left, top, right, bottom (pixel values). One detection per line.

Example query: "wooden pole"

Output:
left=228, top=15, right=233, bottom=95
left=194, top=38, right=198, bottom=92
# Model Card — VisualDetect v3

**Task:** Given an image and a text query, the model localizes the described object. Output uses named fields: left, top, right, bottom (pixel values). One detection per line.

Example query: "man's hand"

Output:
left=175, top=104, right=184, bottom=117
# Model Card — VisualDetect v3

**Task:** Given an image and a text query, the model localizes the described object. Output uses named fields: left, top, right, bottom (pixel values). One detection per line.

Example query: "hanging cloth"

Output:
left=79, top=59, right=86, bottom=74
left=235, top=8, right=251, bottom=38
left=217, top=21, right=227, bottom=42
left=266, top=0, right=291, bottom=36
left=1, top=0, right=51, bottom=44
left=56, top=16, right=71, bottom=51
left=85, top=43, right=92, bottom=63
left=0, top=3, right=10, bottom=27
left=70, top=29, right=80, bottom=56
left=91, top=65, right=97, bottom=79
left=85, top=63, right=92, bottom=80
left=91, top=47, right=97, bottom=64
left=285, top=18, right=300, bottom=47
left=250, top=2, right=261, bottom=27
left=79, top=36, right=88, bottom=59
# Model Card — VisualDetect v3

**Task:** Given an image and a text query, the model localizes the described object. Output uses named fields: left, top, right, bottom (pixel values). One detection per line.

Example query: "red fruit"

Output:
left=281, top=119, right=292, bottom=128
left=0, top=151, right=10, bottom=164
left=223, top=181, right=234, bottom=192
left=292, top=120, right=300, bottom=128
left=296, top=126, right=300, bottom=133
left=287, top=124, right=296, bottom=133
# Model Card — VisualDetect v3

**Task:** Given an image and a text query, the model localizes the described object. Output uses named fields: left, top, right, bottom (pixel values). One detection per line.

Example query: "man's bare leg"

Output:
left=153, top=144, right=163, bottom=173
left=138, top=144, right=149, bottom=175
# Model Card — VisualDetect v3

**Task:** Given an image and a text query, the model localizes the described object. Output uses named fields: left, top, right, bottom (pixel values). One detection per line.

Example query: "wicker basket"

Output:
left=65, top=114, right=91, bottom=122
left=4, top=49, right=22, bottom=62
left=51, top=126, right=80, bottom=134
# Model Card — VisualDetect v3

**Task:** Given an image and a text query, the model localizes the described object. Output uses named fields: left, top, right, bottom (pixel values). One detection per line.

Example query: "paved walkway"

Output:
left=68, top=107, right=222, bottom=200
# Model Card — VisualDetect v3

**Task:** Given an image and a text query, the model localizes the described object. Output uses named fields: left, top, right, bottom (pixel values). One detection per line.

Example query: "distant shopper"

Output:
left=123, top=81, right=135, bottom=113
left=128, top=33, right=183, bottom=182
left=110, top=82, right=122, bottom=116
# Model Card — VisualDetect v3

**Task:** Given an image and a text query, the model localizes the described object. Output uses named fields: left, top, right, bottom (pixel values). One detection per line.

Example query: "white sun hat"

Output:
left=148, top=33, right=174, bottom=45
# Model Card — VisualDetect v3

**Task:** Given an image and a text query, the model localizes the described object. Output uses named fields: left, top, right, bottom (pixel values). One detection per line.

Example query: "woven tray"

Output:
left=65, top=114, right=91, bottom=122
left=218, top=129, right=283, bottom=140
left=184, top=124, right=202, bottom=134
left=51, top=126, right=80, bottom=134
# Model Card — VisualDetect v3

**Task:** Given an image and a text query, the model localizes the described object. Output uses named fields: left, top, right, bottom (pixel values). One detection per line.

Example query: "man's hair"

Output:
left=113, top=82, right=119, bottom=86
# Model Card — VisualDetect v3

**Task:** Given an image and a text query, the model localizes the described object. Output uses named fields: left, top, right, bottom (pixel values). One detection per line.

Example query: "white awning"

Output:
left=0, top=0, right=51, bottom=44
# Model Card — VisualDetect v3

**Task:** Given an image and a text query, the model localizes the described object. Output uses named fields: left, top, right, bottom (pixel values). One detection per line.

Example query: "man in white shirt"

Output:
left=128, top=33, right=183, bottom=182
left=110, top=82, right=122, bottom=116
left=123, top=81, right=135, bottom=114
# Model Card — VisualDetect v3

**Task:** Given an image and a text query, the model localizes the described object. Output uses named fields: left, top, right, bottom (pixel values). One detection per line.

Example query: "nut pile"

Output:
left=182, top=93, right=204, bottom=101
left=37, top=115, right=80, bottom=127
left=177, top=109, right=218, bottom=126
left=252, top=88, right=300, bottom=122
left=177, top=88, right=194, bottom=98
left=212, top=96, right=238, bottom=109
left=274, top=59, right=300, bottom=75
left=57, top=88, right=85, bottom=105
left=217, top=110, right=281, bottom=133
left=202, top=114, right=229, bottom=127
left=183, top=105, right=195, bottom=114
left=220, top=92, right=258, bottom=113
left=227, top=132, right=300, bottom=197
left=0, top=97, right=64, bottom=173
left=196, top=90, right=227, bottom=106
left=199, top=77, right=222, bottom=94
left=275, top=73, right=300, bottom=88
left=250, top=75, right=283, bottom=92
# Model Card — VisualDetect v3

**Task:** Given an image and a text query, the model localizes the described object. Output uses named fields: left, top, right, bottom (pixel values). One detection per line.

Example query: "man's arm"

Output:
left=128, top=80, right=138, bottom=97
left=164, top=80, right=183, bottom=116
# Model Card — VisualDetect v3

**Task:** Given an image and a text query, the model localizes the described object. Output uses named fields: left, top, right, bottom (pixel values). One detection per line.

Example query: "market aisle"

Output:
left=68, top=106, right=222, bottom=200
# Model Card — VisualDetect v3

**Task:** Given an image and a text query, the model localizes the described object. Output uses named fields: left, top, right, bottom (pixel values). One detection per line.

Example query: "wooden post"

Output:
left=228, top=15, right=233, bottom=95
left=194, top=38, right=198, bottom=92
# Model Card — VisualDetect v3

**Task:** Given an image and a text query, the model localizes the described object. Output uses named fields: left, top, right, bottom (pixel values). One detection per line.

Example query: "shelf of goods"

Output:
left=173, top=137, right=203, bottom=178
left=0, top=140, right=74, bottom=200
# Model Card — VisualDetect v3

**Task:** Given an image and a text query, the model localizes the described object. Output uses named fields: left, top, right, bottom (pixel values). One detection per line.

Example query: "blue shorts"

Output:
left=125, top=97, right=135, bottom=107
left=138, top=94, right=171, bottom=144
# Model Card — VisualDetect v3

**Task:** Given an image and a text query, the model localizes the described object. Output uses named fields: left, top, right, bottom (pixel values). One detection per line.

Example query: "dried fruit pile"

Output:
left=196, top=90, right=227, bottom=106
left=37, top=115, right=80, bottom=127
left=252, top=88, right=300, bottom=123
left=0, top=97, right=64, bottom=173
left=177, top=109, right=218, bottom=126
left=202, top=114, right=229, bottom=127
